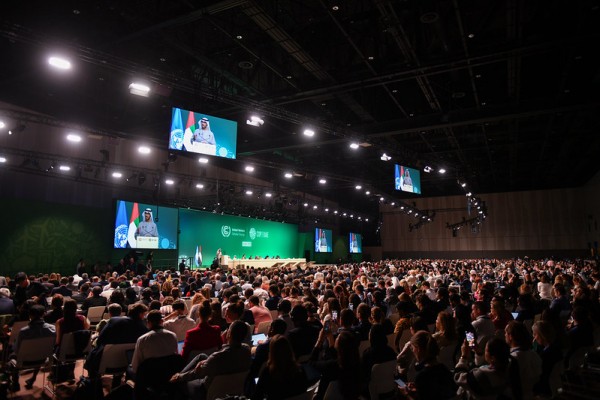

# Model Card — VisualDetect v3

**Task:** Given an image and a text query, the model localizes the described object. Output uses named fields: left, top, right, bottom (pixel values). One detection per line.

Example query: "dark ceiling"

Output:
left=1, top=0, right=600, bottom=219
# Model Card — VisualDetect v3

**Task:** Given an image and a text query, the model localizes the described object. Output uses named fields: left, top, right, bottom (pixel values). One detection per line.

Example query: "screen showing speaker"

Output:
left=168, top=107, right=237, bottom=159
left=315, top=228, right=333, bottom=253
left=349, top=232, right=362, bottom=253
left=113, top=200, right=178, bottom=249
left=394, top=164, right=421, bottom=194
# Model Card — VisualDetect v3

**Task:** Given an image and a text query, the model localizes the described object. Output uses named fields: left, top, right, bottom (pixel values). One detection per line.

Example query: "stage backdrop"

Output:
left=179, top=209, right=300, bottom=267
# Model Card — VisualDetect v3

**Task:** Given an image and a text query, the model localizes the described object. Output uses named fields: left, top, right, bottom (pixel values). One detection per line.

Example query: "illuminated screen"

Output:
left=168, top=107, right=237, bottom=159
left=113, top=200, right=178, bottom=249
left=315, top=228, right=333, bottom=253
left=349, top=232, right=362, bottom=254
left=394, top=164, right=421, bottom=194
left=178, top=209, right=299, bottom=267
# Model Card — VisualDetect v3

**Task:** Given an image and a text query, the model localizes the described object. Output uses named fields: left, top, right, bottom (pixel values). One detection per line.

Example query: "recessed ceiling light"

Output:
left=284, top=172, right=293, bottom=178
left=409, top=113, right=414, bottom=117
left=368, top=56, right=374, bottom=60
left=334, top=210, right=338, bottom=214
left=438, top=168, right=446, bottom=174
left=165, top=179, right=175, bottom=185
left=112, top=172, right=122, bottom=178
left=392, top=89, right=398, bottom=93
left=355, top=185, right=362, bottom=190
left=466, top=192, right=472, bottom=197
left=468, top=33, right=475, bottom=38
left=245, top=190, right=253, bottom=195
left=66, top=133, right=81, bottom=142
left=303, top=203, right=308, bottom=207
left=286, top=75, right=292, bottom=79
left=196, top=184, right=204, bottom=189
left=332, top=5, right=339, bottom=11
left=303, top=129, right=315, bottom=137
left=391, top=202, right=395, bottom=206
left=236, top=35, right=243, bottom=39
left=325, top=208, right=329, bottom=212
left=343, top=213, right=347, bottom=216
left=48, top=56, right=72, bottom=70
left=400, top=206, right=404, bottom=209
left=138, top=146, right=151, bottom=154
left=59, top=165, right=70, bottom=171
left=424, top=166, right=433, bottom=173
left=313, top=205, right=318, bottom=209
left=380, top=197, right=385, bottom=201
left=349, top=142, right=359, bottom=149
left=265, top=192, right=272, bottom=197
left=246, top=115, right=264, bottom=126
left=461, top=182, right=467, bottom=188
left=198, top=157, right=209, bottom=164
left=0, top=121, right=5, bottom=129
left=319, top=178, right=326, bottom=184
left=365, top=218, right=369, bottom=222
left=365, top=191, right=370, bottom=195
left=129, top=82, right=150, bottom=97
left=380, top=153, right=391, bottom=161
left=0, top=157, right=6, bottom=163
left=245, top=165, right=255, bottom=172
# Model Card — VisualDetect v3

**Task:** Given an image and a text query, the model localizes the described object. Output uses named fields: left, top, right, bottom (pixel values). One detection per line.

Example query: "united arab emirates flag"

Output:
left=127, top=202, right=140, bottom=248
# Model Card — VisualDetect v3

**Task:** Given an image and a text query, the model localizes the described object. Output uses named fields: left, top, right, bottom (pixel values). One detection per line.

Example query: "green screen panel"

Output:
left=178, top=209, right=299, bottom=267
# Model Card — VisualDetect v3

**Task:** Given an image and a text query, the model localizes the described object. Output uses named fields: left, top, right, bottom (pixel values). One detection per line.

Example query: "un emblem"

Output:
left=249, top=228, right=256, bottom=240
left=114, top=224, right=128, bottom=248
left=221, top=225, right=231, bottom=238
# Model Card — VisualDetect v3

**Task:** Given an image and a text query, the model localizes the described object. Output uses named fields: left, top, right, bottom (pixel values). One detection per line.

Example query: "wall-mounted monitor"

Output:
left=114, top=200, right=178, bottom=249
left=394, top=164, right=421, bottom=194
left=168, top=107, right=237, bottom=159
left=349, top=232, right=362, bottom=253
left=315, top=228, right=333, bottom=253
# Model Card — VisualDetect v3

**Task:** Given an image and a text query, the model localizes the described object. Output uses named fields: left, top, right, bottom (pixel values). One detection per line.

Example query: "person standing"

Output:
left=136, top=208, right=159, bottom=238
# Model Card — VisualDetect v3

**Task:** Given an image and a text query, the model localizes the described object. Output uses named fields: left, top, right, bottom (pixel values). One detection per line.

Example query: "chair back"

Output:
left=8, top=321, right=29, bottom=347
left=358, top=340, right=371, bottom=359
left=549, top=360, right=565, bottom=396
left=98, top=343, right=136, bottom=375
left=135, top=354, right=186, bottom=399
left=15, top=336, right=56, bottom=369
left=57, top=330, right=92, bottom=362
left=396, top=329, right=412, bottom=352
left=323, top=380, right=344, bottom=400
left=368, top=360, right=397, bottom=400
left=438, top=341, right=459, bottom=371
left=270, top=310, right=279, bottom=320
left=386, top=333, right=397, bottom=352
left=205, top=370, right=248, bottom=400
left=389, top=313, right=400, bottom=326
left=87, top=306, right=107, bottom=324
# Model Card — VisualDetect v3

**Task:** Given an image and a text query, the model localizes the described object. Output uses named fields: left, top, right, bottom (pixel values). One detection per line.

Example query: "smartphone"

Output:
left=332, top=311, right=338, bottom=321
left=395, top=378, right=406, bottom=389
left=324, top=320, right=331, bottom=333
left=349, top=303, right=354, bottom=311
left=465, top=331, right=476, bottom=348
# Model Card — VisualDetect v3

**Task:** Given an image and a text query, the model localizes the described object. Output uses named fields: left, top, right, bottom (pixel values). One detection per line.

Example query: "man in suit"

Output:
left=170, top=320, right=252, bottom=399
left=81, top=285, right=107, bottom=314
left=287, top=305, right=320, bottom=358
left=51, top=277, right=73, bottom=297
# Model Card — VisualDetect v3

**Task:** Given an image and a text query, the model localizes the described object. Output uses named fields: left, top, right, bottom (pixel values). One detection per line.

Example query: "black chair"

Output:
left=134, top=354, right=186, bottom=400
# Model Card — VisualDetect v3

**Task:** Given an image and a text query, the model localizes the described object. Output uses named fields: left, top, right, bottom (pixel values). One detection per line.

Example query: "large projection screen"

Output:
left=179, top=209, right=299, bottom=268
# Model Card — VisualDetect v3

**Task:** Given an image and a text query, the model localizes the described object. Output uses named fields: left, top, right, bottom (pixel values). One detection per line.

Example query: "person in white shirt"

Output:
left=131, top=310, right=178, bottom=374
left=537, top=273, right=553, bottom=301
left=505, top=321, right=542, bottom=400
left=470, top=301, right=496, bottom=366
left=163, top=300, right=196, bottom=341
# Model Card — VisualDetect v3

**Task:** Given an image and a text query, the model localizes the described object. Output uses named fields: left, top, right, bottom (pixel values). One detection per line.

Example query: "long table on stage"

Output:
left=224, top=257, right=307, bottom=269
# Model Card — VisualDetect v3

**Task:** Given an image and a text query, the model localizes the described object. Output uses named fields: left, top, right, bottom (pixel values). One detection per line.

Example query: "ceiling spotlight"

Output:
left=478, top=210, right=483, bottom=214
left=343, top=213, right=347, bottom=216
left=0, top=157, right=6, bottom=163
left=334, top=210, right=338, bottom=214
left=129, top=82, right=151, bottom=97
left=424, top=166, right=433, bottom=173
left=48, top=56, right=72, bottom=70
left=391, top=202, right=395, bottom=206
left=332, top=5, right=339, bottom=11
left=468, top=33, right=475, bottom=38
left=245, top=165, right=255, bottom=172
left=400, top=206, right=404, bottom=209
left=165, top=179, right=174, bottom=185
left=303, top=129, right=315, bottom=137
left=380, top=197, right=384, bottom=201
left=325, top=208, right=329, bottom=212
left=365, top=218, right=369, bottom=222
left=198, top=157, right=209, bottom=164
left=313, top=205, right=318, bottom=209
left=438, top=168, right=446, bottom=174
left=461, top=182, right=467, bottom=188
left=0, top=121, right=5, bottom=129
left=246, top=115, right=264, bottom=126
left=349, top=142, right=359, bottom=149
left=138, top=146, right=151, bottom=154
left=367, top=56, right=374, bottom=60
left=350, top=214, right=354, bottom=218
left=59, top=165, right=70, bottom=171
left=236, top=35, right=243, bottom=39
left=466, top=192, right=472, bottom=197
left=245, top=190, right=253, bottom=195
left=380, top=153, right=392, bottom=161
left=284, top=172, right=293, bottom=178
left=196, top=184, right=204, bottom=189
left=319, top=178, right=327, bottom=184
left=112, top=172, right=122, bottom=178
left=66, top=133, right=81, bottom=142
left=265, top=192, right=272, bottom=197
left=407, top=210, right=413, bottom=214
left=303, top=203, right=308, bottom=207
left=365, top=191, right=370, bottom=195
left=355, top=185, right=362, bottom=190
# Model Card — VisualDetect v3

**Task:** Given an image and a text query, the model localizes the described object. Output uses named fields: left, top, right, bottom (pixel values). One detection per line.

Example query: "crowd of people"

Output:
left=1, top=256, right=599, bottom=399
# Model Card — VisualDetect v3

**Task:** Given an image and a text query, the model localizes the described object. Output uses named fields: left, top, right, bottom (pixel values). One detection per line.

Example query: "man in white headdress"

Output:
left=193, top=117, right=216, bottom=145
left=136, top=208, right=159, bottom=238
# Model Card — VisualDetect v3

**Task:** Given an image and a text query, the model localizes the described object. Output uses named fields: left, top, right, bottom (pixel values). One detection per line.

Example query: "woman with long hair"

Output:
left=252, top=335, right=308, bottom=399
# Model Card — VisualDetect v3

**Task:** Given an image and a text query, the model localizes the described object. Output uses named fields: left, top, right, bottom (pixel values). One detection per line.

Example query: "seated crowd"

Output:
left=0, top=256, right=599, bottom=399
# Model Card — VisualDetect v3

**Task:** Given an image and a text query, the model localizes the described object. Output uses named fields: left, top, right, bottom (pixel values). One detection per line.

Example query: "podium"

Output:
left=190, top=142, right=216, bottom=155
left=136, top=236, right=159, bottom=249
left=220, top=255, right=230, bottom=267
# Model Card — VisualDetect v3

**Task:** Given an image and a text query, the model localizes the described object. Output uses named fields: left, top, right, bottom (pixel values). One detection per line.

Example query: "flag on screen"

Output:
left=195, top=245, right=202, bottom=267
left=127, top=202, right=140, bottom=248
left=114, top=201, right=129, bottom=248
left=170, top=107, right=184, bottom=150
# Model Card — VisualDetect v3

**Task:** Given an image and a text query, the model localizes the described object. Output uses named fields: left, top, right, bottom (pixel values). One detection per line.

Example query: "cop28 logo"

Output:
left=221, top=225, right=231, bottom=238
left=249, top=228, right=257, bottom=240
